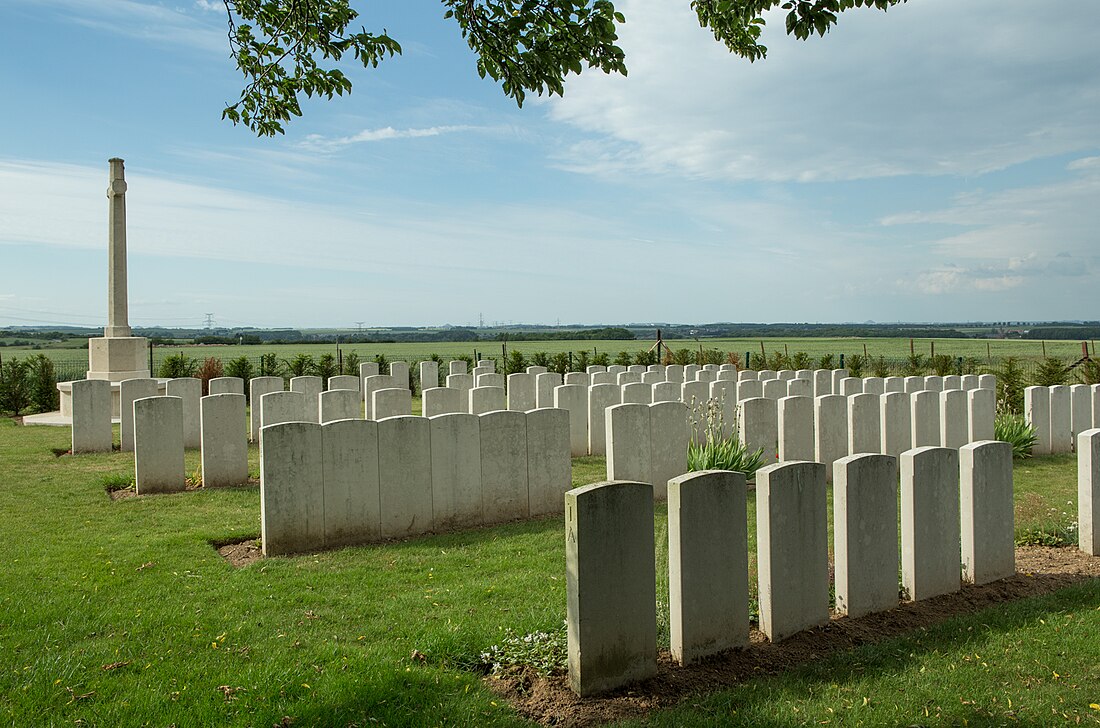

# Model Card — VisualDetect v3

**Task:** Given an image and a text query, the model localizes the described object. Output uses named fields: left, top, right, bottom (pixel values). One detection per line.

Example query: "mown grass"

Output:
left=0, top=418, right=1096, bottom=727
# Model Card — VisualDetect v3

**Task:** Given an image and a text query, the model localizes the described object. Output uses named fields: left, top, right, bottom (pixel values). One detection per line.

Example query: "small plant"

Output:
left=870, top=355, right=890, bottom=378
left=196, top=357, right=224, bottom=396
left=1034, top=357, right=1069, bottom=387
left=1016, top=522, right=1078, bottom=547
left=901, top=353, right=926, bottom=376
left=530, top=352, right=550, bottom=369
left=818, top=353, right=836, bottom=370
left=316, top=354, right=338, bottom=384
left=158, top=352, right=198, bottom=379
left=100, top=472, right=134, bottom=493
left=992, top=357, right=1025, bottom=414
left=477, top=623, right=567, bottom=677
left=698, top=348, right=725, bottom=366
left=573, top=350, right=590, bottom=372
left=671, top=348, right=694, bottom=366
left=994, top=410, right=1037, bottom=459
left=765, top=350, right=789, bottom=371
left=225, top=355, right=254, bottom=384
left=549, top=352, right=570, bottom=375
left=340, top=352, right=361, bottom=376
left=0, top=355, right=31, bottom=415
left=929, top=353, right=955, bottom=376
left=1078, top=359, right=1100, bottom=385
left=687, top=396, right=766, bottom=477
left=726, top=351, right=743, bottom=369
left=789, top=351, right=811, bottom=370
left=27, top=354, right=58, bottom=413
left=502, top=350, right=527, bottom=375
left=591, top=352, right=610, bottom=367
left=632, top=348, right=657, bottom=366
left=258, top=352, right=281, bottom=377
left=846, top=353, right=866, bottom=377
left=283, top=353, right=316, bottom=378
left=613, top=351, right=633, bottom=367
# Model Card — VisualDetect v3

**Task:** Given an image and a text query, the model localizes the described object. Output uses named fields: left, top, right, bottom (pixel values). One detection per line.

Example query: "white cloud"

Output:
left=547, top=0, right=1100, bottom=183
left=298, top=125, right=482, bottom=153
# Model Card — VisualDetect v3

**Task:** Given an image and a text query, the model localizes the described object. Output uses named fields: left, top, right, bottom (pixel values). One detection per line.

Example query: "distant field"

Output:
left=4, top=336, right=1091, bottom=371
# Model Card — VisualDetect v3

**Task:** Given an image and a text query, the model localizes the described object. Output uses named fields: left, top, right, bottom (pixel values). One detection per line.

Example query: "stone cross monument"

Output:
left=86, top=158, right=149, bottom=381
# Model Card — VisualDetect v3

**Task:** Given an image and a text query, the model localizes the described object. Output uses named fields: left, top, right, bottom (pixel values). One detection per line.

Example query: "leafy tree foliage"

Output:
left=218, top=0, right=906, bottom=135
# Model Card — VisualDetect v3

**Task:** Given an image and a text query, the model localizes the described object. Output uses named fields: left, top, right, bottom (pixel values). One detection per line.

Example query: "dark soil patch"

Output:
left=51, top=447, right=71, bottom=457
left=488, top=546, right=1100, bottom=727
left=215, top=537, right=263, bottom=568
left=107, top=486, right=137, bottom=501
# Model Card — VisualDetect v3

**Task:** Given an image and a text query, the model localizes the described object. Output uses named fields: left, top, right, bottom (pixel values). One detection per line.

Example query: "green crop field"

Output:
left=1, top=418, right=1098, bottom=726
left=5, top=336, right=1092, bottom=372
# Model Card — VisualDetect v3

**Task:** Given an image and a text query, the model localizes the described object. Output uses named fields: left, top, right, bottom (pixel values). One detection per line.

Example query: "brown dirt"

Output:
left=488, top=546, right=1100, bottom=727
left=108, top=487, right=137, bottom=501
left=217, top=538, right=263, bottom=568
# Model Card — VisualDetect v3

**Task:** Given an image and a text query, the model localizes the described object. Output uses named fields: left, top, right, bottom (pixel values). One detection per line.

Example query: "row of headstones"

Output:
left=566, top=441, right=1018, bottom=696
left=1024, top=384, right=1100, bottom=455
left=260, top=408, right=572, bottom=556
left=120, top=391, right=248, bottom=493
left=737, top=389, right=997, bottom=478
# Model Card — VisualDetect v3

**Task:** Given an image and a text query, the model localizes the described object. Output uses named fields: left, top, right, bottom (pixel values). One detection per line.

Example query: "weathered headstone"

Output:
left=448, top=360, right=467, bottom=376
left=883, top=376, right=905, bottom=393
left=200, top=393, right=248, bottom=488
left=880, top=391, right=911, bottom=458
left=665, top=365, right=684, bottom=383
left=939, top=389, right=969, bottom=449
left=468, top=385, right=506, bottom=415
left=739, top=397, right=777, bottom=465
left=617, top=371, right=642, bottom=386
left=910, top=390, right=940, bottom=449
left=833, top=454, right=898, bottom=618
left=862, top=377, right=885, bottom=395
left=839, top=377, right=863, bottom=397
left=649, top=401, right=690, bottom=501
left=389, top=361, right=410, bottom=390
left=249, top=376, right=284, bottom=441
left=566, top=481, right=656, bottom=696
left=526, top=408, right=572, bottom=517
left=1024, top=386, right=1052, bottom=456
left=564, top=372, right=590, bottom=388
left=652, top=381, right=680, bottom=403
left=848, top=392, right=881, bottom=455
left=536, top=372, right=563, bottom=409
left=606, top=403, right=651, bottom=485
left=373, top=387, right=413, bottom=419
left=475, top=372, right=505, bottom=389
left=904, top=376, right=924, bottom=394
left=260, top=421, right=323, bottom=555
left=480, top=410, right=529, bottom=523
left=709, top=380, right=737, bottom=438
left=942, top=375, right=961, bottom=390
left=418, top=361, right=439, bottom=392
left=506, top=372, right=537, bottom=412
left=1071, top=384, right=1092, bottom=439
left=756, top=461, right=829, bottom=641
left=261, top=390, right=310, bottom=428
left=1050, top=385, right=1072, bottom=453
left=378, top=416, right=433, bottom=538
left=363, top=374, right=394, bottom=420
left=901, top=446, right=960, bottom=601
left=959, top=441, right=1014, bottom=584
left=762, top=378, right=787, bottom=401
left=166, top=377, right=201, bottom=449
left=71, top=378, right=113, bottom=453
left=967, top=387, right=995, bottom=443
left=120, top=377, right=158, bottom=451
left=737, top=379, right=763, bottom=401
left=786, top=378, right=811, bottom=398
left=778, top=395, right=814, bottom=462
left=621, top=381, right=652, bottom=405
left=429, top=413, right=482, bottom=531
left=814, top=394, right=848, bottom=479
left=422, top=386, right=462, bottom=417
left=555, top=384, right=589, bottom=456
left=1079, top=428, right=1100, bottom=555
left=668, top=470, right=749, bottom=665
left=978, top=374, right=997, bottom=390
left=134, top=396, right=185, bottom=494
left=813, top=369, right=832, bottom=398
left=319, top=389, right=360, bottom=423
left=290, top=375, right=323, bottom=401
left=924, top=375, right=944, bottom=392
left=209, top=376, right=245, bottom=396
left=328, top=374, right=360, bottom=392
left=321, top=418, right=381, bottom=546
left=587, top=383, right=621, bottom=457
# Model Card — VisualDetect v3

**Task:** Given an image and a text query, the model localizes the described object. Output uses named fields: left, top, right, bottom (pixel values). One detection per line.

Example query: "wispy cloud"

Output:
left=298, top=125, right=484, bottom=153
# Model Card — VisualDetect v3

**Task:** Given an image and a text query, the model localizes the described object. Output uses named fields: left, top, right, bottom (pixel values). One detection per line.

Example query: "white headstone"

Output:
left=587, top=382, right=621, bottom=457
left=200, top=393, right=248, bottom=488
left=260, top=421, right=323, bottom=555
left=833, top=454, right=898, bottom=618
left=71, top=378, right=113, bottom=453
left=940, top=389, right=969, bottom=449
left=778, top=396, right=814, bottom=462
left=120, top=378, right=158, bottom=452
left=901, top=446, right=961, bottom=601
left=209, top=376, right=245, bottom=396
left=418, top=361, right=439, bottom=392
left=555, top=384, right=589, bottom=457
left=249, top=376, right=284, bottom=441
left=536, top=372, right=563, bottom=409
left=1024, top=385, right=1051, bottom=455
left=261, top=390, right=310, bottom=429
left=848, top=393, right=881, bottom=455
left=910, top=390, right=940, bottom=449
left=377, top=416, right=433, bottom=538
left=506, top=372, right=537, bottom=412
left=468, top=385, right=506, bottom=415
left=133, top=396, right=185, bottom=494
left=429, top=413, right=482, bottom=531
left=319, top=389, right=360, bottom=424
left=422, top=386, right=461, bottom=417
left=321, top=418, right=381, bottom=546
left=389, top=361, right=410, bottom=390
left=649, top=401, right=690, bottom=501
left=880, top=391, right=911, bottom=458
left=959, top=441, right=1014, bottom=585
left=739, top=397, right=777, bottom=465
left=166, top=377, right=202, bottom=449
left=814, top=394, right=848, bottom=479
left=526, top=408, right=572, bottom=517
left=480, top=410, right=529, bottom=523
left=1079, top=428, right=1100, bottom=555
left=1050, top=385, right=1072, bottom=453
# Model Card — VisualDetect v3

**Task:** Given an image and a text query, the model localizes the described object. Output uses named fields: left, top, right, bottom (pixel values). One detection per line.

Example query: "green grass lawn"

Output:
left=0, top=418, right=1096, bottom=726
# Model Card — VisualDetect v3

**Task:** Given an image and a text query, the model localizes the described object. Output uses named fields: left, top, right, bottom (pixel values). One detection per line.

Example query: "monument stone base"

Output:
left=87, top=336, right=150, bottom=381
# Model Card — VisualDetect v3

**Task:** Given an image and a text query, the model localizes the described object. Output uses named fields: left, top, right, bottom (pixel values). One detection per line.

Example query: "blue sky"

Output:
left=1, top=0, right=1098, bottom=329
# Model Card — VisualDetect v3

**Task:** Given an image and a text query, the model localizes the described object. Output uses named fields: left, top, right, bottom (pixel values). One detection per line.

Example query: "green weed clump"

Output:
left=994, top=411, right=1038, bottom=459
left=687, top=396, right=766, bottom=476
left=477, top=623, right=567, bottom=677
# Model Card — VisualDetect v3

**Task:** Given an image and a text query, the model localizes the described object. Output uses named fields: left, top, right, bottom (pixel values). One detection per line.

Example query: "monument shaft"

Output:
left=105, top=157, right=131, bottom=338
